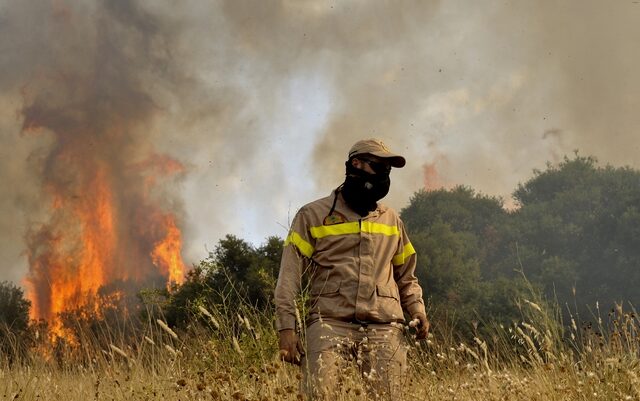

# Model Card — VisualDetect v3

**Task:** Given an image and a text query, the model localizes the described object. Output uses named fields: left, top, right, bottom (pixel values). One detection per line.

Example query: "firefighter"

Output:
left=275, top=138, right=429, bottom=399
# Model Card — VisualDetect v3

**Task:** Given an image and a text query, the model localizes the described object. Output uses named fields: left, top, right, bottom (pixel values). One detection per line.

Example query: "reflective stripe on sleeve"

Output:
left=310, top=221, right=399, bottom=239
left=284, top=231, right=315, bottom=258
left=392, top=242, right=416, bottom=266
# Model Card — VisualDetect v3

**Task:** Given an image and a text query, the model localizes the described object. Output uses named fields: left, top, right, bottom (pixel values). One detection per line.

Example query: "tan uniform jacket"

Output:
left=275, top=191, right=426, bottom=331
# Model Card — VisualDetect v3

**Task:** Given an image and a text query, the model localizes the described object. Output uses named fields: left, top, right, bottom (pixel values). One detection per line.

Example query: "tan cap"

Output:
left=348, top=138, right=406, bottom=168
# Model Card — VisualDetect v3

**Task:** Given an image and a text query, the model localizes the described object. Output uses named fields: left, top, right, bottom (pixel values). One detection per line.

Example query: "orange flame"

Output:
left=423, top=161, right=452, bottom=191
left=26, top=165, right=117, bottom=337
left=422, top=151, right=453, bottom=192
left=423, top=162, right=444, bottom=191
left=151, top=214, right=186, bottom=287
left=18, top=10, right=190, bottom=342
left=25, top=155, right=187, bottom=340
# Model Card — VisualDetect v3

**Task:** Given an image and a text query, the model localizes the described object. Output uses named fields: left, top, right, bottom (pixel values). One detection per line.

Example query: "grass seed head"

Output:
left=232, top=336, right=243, bottom=355
left=109, top=344, right=129, bottom=360
left=164, top=344, right=179, bottom=358
left=524, top=299, right=542, bottom=313
left=156, top=319, right=179, bottom=340
left=197, top=305, right=213, bottom=318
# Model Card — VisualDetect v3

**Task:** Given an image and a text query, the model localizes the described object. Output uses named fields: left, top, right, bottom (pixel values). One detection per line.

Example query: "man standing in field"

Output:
left=275, top=138, right=429, bottom=399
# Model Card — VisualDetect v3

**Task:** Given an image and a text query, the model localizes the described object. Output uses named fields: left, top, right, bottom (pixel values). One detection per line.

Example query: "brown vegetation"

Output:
left=2, top=295, right=639, bottom=401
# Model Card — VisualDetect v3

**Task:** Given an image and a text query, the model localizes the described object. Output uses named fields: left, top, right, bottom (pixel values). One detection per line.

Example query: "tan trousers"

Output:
left=301, top=319, right=407, bottom=400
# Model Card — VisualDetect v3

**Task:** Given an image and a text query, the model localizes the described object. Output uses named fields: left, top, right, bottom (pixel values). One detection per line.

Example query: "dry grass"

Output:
left=2, top=299, right=640, bottom=401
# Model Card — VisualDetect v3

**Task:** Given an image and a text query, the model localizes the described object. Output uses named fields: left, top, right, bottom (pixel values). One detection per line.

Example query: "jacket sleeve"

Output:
left=274, top=208, right=315, bottom=331
left=393, top=218, right=426, bottom=319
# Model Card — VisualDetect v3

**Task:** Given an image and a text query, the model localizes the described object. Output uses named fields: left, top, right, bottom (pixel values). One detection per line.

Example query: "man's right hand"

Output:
left=412, top=313, right=430, bottom=340
left=278, top=329, right=304, bottom=365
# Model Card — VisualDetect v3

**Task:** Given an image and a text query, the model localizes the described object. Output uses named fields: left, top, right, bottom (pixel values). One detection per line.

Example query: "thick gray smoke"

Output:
left=1, top=0, right=640, bottom=290
left=0, top=0, right=203, bottom=318
left=307, top=1, right=640, bottom=207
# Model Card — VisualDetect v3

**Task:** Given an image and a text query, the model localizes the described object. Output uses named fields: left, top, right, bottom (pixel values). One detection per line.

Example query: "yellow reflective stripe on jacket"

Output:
left=310, top=222, right=360, bottom=238
left=392, top=242, right=416, bottom=266
left=310, top=221, right=399, bottom=239
left=361, top=221, right=399, bottom=236
left=284, top=231, right=315, bottom=258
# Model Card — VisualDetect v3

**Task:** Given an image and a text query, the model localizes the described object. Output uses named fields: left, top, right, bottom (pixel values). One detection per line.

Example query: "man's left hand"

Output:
left=412, top=313, right=430, bottom=340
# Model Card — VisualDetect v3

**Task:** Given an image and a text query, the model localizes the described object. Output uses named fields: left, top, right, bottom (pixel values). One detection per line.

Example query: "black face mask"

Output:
left=341, top=162, right=390, bottom=216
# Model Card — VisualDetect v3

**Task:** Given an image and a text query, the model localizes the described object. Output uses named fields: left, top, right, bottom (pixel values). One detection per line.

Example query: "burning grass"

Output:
left=2, top=297, right=640, bottom=400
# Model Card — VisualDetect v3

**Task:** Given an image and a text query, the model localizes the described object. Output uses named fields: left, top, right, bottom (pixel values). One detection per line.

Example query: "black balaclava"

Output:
left=340, top=160, right=390, bottom=216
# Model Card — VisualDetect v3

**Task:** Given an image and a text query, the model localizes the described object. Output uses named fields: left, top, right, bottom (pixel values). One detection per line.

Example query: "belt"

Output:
left=348, top=319, right=392, bottom=326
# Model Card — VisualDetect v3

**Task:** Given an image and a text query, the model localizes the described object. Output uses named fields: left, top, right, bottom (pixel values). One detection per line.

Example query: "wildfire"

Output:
left=423, top=152, right=452, bottom=191
left=423, top=161, right=449, bottom=191
left=24, top=154, right=187, bottom=339
left=18, top=3, right=189, bottom=342
left=151, top=214, right=187, bottom=287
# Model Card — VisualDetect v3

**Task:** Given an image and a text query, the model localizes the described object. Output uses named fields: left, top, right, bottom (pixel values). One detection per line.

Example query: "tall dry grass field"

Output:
left=1, top=298, right=639, bottom=401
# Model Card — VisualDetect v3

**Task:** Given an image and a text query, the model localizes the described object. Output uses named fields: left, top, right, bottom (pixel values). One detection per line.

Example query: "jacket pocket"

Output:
left=310, top=280, right=341, bottom=297
left=308, top=280, right=345, bottom=319
left=376, top=284, right=403, bottom=322
left=376, top=284, right=399, bottom=300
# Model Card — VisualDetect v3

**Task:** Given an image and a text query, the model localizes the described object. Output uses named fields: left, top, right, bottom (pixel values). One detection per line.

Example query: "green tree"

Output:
left=401, top=187, right=522, bottom=336
left=507, top=155, right=640, bottom=312
left=163, top=235, right=283, bottom=327
left=0, top=281, right=32, bottom=360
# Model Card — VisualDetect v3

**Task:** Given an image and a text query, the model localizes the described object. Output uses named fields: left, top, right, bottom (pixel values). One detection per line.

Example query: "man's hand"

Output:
left=412, top=313, right=430, bottom=340
left=278, top=329, right=304, bottom=365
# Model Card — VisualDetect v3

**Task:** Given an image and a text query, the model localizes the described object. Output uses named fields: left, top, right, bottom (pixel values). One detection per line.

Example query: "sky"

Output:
left=1, top=0, right=640, bottom=286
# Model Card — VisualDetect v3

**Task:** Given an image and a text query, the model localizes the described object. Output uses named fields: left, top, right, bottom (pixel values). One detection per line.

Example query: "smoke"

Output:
left=1, top=1, right=640, bottom=293
left=0, top=0, right=198, bottom=319
left=308, top=1, right=640, bottom=209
